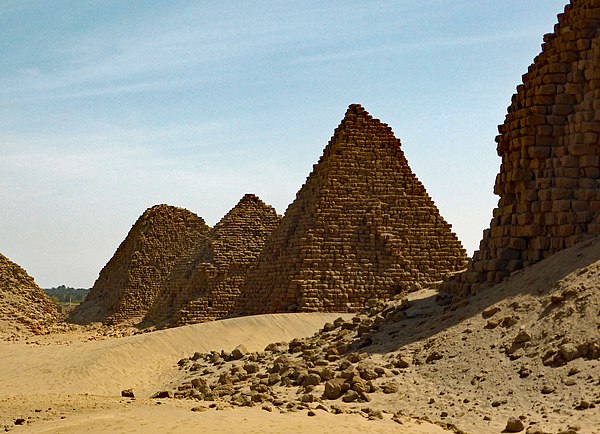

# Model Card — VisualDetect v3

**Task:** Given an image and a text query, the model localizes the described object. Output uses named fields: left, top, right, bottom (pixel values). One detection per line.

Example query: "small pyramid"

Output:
left=451, top=0, right=600, bottom=296
left=0, top=252, right=59, bottom=336
left=144, top=194, right=281, bottom=326
left=68, top=205, right=210, bottom=325
left=236, top=104, right=468, bottom=314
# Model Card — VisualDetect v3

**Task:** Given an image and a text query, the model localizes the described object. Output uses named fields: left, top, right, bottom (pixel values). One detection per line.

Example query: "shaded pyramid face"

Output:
left=144, top=194, right=281, bottom=326
left=451, top=0, right=600, bottom=296
left=67, top=205, right=210, bottom=325
left=236, top=104, right=468, bottom=315
left=0, top=253, right=59, bottom=335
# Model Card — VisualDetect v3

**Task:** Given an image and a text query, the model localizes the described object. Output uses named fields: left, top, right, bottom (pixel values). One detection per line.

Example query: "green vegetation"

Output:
left=43, top=285, right=89, bottom=304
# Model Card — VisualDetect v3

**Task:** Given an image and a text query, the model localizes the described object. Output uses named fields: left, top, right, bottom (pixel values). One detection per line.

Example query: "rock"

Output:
left=218, top=373, right=233, bottom=386
left=268, top=373, right=281, bottom=386
left=505, top=416, right=525, bottom=432
left=243, top=362, right=259, bottom=374
left=517, top=366, right=531, bottom=378
left=350, top=376, right=368, bottom=394
left=482, top=306, right=501, bottom=318
left=393, top=355, right=410, bottom=369
left=14, top=418, right=26, bottom=426
left=425, top=351, right=443, bottom=364
left=213, top=385, right=235, bottom=397
left=121, top=389, right=135, bottom=398
left=190, top=352, right=204, bottom=361
left=362, top=407, right=383, bottom=420
left=514, top=330, right=532, bottom=344
left=307, top=410, right=316, bottom=417
left=324, top=378, right=347, bottom=400
left=359, top=369, right=378, bottom=381
left=301, top=393, right=316, bottom=403
left=303, top=373, right=322, bottom=387
left=151, top=390, right=173, bottom=399
left=191, top=406, right=207, bottom=412
left=342, top=390, right=359, bottom=403
left=381, top=381, right=399, bottom=394
left=231, top=345, right=248, bottom=360
left=559, top=343, right=580, bottom=362
left=318, top=367, right=335, bottom=381
left=541, top=385, right=555, bottom=394
left=485, top=318, right=500, bottom=329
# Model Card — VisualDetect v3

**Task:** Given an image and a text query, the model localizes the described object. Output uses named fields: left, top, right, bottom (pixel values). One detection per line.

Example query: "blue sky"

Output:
left=0, top=0, right=567, bottom=288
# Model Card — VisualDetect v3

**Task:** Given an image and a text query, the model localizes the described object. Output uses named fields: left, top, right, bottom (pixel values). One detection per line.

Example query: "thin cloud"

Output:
left=288, top=30, right=539, bottom=66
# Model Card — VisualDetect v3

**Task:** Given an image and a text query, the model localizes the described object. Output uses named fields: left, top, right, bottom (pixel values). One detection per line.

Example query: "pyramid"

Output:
left=0, top=252, right=59, bottom=336
left=236, top=104, right=468, bottom=315
left=144, top=194, right=281, bottom=326
left=450, top=0, right=600, bottom=296
left=68, top=205, right=210, bottom=325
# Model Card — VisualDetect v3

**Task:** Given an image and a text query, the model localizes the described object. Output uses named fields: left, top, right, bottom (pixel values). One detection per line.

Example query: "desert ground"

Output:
left=0, top=313, right=448, bottom=433
left=1, top=237, right=599, bottom=433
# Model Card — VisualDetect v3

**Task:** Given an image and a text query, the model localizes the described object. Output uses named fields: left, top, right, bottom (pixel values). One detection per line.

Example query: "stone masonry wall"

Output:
left=0, top=252, right=59, bottom=334
left=236, top=104, right=468, bottom=315
left=68, top=205, right=209, bottom=325
left=451, top=0, right=600, bottom=296
left=144, top=194, right=281, bottom=326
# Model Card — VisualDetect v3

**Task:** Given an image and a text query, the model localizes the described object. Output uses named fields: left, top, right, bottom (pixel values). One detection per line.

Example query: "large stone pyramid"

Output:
left=0, top=252, right=59, bottom=336
left=451, top=0, right=600, bottom=296
left=68, top=205, right=209, bottom=325
left=236, top=104, right=468, bottom=314
left=144, top=194, right=281, bottom=326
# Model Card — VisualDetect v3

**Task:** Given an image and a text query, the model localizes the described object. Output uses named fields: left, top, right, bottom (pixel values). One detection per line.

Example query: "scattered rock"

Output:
left=231, top=345, right=248, bottom=360
left=505, top=416, right=525, bottom=432
left=341, top=390, right=359, bottom=403
left=482, top=306, right=501, bottom=318
left=381, top=381, right=399, bottom=394
left=151, top=391, right=174, bottom=399
left=324, top=378, right=347, bottom=400
left=541, top=385, right=555, bottom=394
left=514, top=330, right=532, bottom=344
left=121, top=389, right=135, bottom=398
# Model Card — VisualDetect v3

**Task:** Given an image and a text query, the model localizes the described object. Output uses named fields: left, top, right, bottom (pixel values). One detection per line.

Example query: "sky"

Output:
left=1, top=0, right=567, bottom=288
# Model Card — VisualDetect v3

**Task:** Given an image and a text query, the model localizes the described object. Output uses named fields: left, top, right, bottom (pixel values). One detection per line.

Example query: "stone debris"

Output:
left=451, top=0, right=600, bottom=296
left=236, top=104, right=467, bottom=315
left=160, top=232, right=600, bottom=432
left=120, top=389, right=134, bottom=398
left=505, top=416, right=525, bottom=432
left=0, top=252, right=59, bottom=337
left=144, top=194, right=281, bottom=326
left=68, top=205, right=209, bottom=325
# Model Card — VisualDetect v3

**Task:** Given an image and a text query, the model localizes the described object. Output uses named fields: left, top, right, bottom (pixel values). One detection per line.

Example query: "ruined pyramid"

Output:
left=68, top=205, right=210, bottom=325
left=0, top=252, right=59, bottom=336
left=144, top=194, right=281, bottom=326
left=451, top=0, right=600, bottom=296
left=236, top=104, right=468, bottom=315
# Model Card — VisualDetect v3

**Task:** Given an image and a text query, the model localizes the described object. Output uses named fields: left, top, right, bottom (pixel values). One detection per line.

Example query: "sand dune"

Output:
left=0, top=312, right=451, bottom=433
left=0, top=313, right=353, bottom=397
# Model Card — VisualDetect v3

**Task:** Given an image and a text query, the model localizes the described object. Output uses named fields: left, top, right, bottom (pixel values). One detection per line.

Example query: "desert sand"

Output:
left=1, top=237, right=599, bottom=433
left=0, top=312, right=448, bottom=433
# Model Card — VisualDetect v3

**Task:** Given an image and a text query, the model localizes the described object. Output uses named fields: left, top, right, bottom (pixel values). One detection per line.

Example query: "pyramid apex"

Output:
left=240, top=193, right=259, bottom=202
left=345, top=103, right=369, bottom=117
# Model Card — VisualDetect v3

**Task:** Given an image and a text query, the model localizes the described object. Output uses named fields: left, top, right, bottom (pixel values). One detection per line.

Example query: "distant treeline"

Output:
left=43, top=285, right=89, bottom=303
